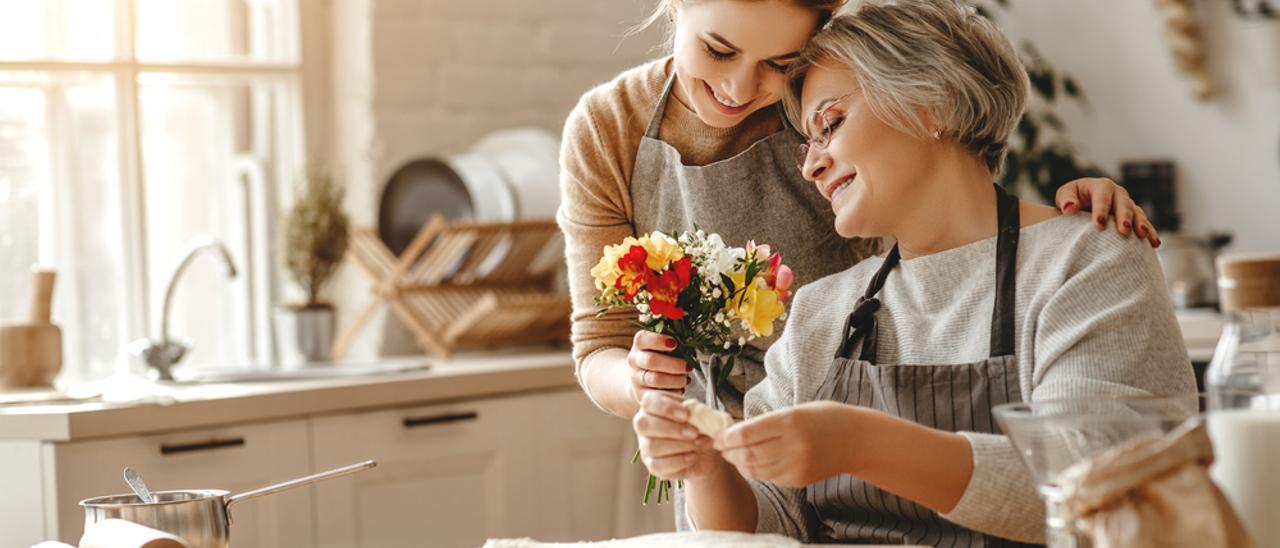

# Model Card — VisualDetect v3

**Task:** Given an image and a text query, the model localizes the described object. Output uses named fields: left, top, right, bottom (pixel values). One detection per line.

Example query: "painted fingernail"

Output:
left=666, top=339, right=677, bottom=349
left=683, top=427, right=698, bottom=439
left=1154, top=237, right=1162, bottom=247
left=1096, top=216, right=1106, bottom=228
left=1122, top=221, right=1132, bottom=231
left=1064, top=201, right=1076, bottom=212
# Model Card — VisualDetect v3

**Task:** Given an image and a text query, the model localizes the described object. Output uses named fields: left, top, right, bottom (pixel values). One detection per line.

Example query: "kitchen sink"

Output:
left=166, top=359, right=434, bottom=384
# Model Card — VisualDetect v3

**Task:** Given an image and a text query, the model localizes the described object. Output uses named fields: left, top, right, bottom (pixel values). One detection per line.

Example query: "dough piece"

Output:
left=682, top=399, right=734, bottom=437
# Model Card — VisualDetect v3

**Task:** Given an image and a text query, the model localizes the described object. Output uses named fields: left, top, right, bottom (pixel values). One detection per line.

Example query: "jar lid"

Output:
left=1217, top=253, right=1280, bottom=310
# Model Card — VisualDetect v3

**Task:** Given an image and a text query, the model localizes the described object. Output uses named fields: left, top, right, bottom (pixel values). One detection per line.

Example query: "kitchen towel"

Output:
left=1058, top=417, right=1252, bottom=548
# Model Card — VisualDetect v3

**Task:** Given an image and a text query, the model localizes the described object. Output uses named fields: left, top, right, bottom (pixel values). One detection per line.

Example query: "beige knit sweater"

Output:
left=556, top=57, right=781, bottom=377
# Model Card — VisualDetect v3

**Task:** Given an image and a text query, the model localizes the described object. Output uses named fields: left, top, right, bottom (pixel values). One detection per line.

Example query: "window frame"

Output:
left=0, top=0, right=313, bottom=376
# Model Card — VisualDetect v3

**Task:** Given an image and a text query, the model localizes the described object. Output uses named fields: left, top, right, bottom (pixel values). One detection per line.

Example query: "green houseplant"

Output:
left=276, top=172, right=350, bottom=365
left=978, top=0, right=1112, bottom=204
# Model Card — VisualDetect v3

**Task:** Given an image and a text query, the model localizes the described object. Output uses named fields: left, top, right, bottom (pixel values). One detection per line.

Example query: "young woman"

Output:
left=628, top=0, right=1196, bottom=544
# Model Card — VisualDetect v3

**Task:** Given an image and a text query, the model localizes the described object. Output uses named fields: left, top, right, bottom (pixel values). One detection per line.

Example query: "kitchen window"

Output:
left=0, top=0, right=305, bottom=381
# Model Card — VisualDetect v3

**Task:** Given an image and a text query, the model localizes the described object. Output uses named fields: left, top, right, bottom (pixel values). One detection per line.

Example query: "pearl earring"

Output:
left=933, top=129, right=943, bottom=140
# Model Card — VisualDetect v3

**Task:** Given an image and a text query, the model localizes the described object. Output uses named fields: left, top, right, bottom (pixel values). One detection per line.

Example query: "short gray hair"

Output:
left=784, top=0, right=1029, bottom=174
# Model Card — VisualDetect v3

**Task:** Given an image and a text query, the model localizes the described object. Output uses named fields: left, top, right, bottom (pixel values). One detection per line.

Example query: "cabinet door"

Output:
left=310, top=394, right=532, bottom=548
left=529, top=389, right=631, bottom=542
left=310, top=389, right=632, bottom=547
left=47, top=418, right=313, bottom=546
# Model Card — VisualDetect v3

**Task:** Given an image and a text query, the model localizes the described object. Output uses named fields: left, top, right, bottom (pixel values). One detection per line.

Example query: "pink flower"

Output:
left=760, top=252, right=794, bottom=302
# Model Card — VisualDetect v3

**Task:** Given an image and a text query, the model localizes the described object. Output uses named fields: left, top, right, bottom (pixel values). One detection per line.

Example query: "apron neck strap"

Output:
left=838, top=183, right=1021, bottom=361
left=644, top=70, right=679, bottom=140
left=988, top=182, right=1020, bottom=358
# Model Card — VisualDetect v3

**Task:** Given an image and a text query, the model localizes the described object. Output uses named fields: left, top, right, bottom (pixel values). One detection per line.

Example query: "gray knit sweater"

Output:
left=742, top=213, right=1197, bottom=544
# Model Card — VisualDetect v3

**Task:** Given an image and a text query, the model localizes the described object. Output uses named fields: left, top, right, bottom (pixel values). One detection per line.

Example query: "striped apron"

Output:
left=806, top=184, right=1040, bottom=546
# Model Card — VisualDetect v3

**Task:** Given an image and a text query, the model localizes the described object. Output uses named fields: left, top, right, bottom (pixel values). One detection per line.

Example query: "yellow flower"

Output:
left=591, top=236, right=640, bottom=289
left=729, top=272, right=786, bottom=337
left=640, top=232, right=684, bottom=271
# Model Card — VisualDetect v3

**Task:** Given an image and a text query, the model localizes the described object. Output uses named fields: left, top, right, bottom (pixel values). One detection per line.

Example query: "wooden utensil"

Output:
left=0, top=269, right=63, bottom=388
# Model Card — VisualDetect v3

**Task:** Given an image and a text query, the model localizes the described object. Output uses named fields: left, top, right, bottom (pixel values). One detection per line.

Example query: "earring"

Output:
left=933, top=129, right=943, bottom=140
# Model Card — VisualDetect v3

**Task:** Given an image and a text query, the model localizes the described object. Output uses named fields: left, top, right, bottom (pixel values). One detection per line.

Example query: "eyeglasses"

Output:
left=795, top=92, right=855, bottom=170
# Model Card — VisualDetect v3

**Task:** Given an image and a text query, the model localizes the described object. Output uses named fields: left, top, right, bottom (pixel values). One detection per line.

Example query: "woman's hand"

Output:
left=633, top=391, right=722, bottom=481
left=626, top=331, right=690, bottom=405
left=1056, top=177, right=1161, bottom=247
left=713, top=401, right=861, bottom=488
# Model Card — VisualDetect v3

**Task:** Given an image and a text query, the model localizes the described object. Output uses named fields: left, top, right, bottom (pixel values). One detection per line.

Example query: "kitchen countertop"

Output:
left=0, top=348, right=575, bottom=442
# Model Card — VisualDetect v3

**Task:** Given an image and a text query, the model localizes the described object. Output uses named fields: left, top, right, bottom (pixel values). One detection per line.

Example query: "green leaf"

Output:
left=720, top=273, right=736, bottom=295
left=1027, top=67, right=1055, bottom=101
left=1064, top=76, right=1082, bottom=99
left=1017, top=117, right=1039, bottom=150
left=716, top=355, right=736, bottom=386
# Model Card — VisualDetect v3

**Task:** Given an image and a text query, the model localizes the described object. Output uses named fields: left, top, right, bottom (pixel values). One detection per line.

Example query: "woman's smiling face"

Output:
left=797, top=63, right=939, bottom=239
left=670, top=1, right=819, bottom=128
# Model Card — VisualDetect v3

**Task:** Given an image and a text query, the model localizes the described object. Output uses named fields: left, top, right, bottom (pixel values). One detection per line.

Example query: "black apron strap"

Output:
left=989, top=183, right=1020, bottom=358
left=837, top=183, right=1021, bottom=361
left=836, top=245, right=900, bottom=360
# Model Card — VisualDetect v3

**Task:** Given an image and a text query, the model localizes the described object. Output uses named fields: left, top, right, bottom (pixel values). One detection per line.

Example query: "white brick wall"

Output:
left=328, top=0, right=665, bottom=359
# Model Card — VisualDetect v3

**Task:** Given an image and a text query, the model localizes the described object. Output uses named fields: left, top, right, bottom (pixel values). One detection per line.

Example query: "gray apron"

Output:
left=630, top=69, right=868, bottom=531
left=806, top=184, right=1040, bottom=546
left=631, top=70, right=867, bottom=418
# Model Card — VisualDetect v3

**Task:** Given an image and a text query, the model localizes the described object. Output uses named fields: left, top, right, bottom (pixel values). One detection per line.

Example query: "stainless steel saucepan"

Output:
left=79, top=460, right=375, bottom=548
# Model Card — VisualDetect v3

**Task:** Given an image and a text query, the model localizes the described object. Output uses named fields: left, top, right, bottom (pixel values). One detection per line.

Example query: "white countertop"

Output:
left=1176, top=307, right=1225, bottom=363
left=0, top=348, right=576, bottom=442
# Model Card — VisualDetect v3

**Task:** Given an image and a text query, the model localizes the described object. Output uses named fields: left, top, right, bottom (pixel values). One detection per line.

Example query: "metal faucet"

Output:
left=130, top=235, right=238, bottom=380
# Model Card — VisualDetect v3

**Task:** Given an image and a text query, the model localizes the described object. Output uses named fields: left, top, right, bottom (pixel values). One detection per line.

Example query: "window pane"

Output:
left=139, top=75, right=297, bottom=369
left=136, top=0, right=298, bottom=64
left=0, top=72, right=125, bottom=383
left=0, top=0, right=116, bottom=61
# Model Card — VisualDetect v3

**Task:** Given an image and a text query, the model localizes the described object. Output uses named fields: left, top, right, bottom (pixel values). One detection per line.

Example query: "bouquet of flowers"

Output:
left=591, top=229, right=794, bottom=504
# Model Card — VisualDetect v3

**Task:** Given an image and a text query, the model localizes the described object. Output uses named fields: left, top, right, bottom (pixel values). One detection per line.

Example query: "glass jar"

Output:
left=1204, top=253, right=1280, bottom=546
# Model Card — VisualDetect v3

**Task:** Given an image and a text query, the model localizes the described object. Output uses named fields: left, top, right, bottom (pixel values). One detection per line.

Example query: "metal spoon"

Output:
left=123, top=466, right=154, bottom=504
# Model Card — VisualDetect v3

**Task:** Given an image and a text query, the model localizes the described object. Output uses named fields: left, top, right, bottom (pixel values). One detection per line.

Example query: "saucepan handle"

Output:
left=226, top=460, right=376, bottom=509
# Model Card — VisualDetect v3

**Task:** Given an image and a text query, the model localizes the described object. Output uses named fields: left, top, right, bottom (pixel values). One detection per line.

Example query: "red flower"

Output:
left=646, top=257, right=693, bottom=320
left=614, top=245, right=649, bottom=301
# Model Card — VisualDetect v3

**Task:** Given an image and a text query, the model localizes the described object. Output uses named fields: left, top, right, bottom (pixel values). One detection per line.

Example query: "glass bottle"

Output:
left=1205, top=253, right=1280, bottom=546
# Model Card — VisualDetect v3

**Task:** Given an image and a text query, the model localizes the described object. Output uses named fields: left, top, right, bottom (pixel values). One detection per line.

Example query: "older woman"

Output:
left=630, top=0, right=1197, bottom=544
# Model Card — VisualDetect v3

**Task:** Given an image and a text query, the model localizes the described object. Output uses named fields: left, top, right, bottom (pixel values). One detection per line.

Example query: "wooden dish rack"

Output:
left=334, top=215, right=570, bottom=359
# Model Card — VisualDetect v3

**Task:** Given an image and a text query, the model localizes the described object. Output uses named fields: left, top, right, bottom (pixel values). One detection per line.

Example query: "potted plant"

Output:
left=276, top=172, right=350, bottom=367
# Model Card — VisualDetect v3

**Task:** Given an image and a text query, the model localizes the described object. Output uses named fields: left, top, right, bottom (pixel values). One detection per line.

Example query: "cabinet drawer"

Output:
left=310, top=393, right=529, bottom=548
left=47, top=418, right=313, bottom=546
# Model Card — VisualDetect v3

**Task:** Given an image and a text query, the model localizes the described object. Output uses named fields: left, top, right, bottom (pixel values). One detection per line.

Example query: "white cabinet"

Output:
left=0, top=387, right=631, bottom=548
left=43, top=418, right=314, bottom=547
left=310, top=389, right=630, bottom=548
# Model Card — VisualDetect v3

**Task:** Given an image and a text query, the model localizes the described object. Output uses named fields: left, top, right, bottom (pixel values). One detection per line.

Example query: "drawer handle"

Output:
left=402, top=411, right=478, bottom=429
left=160, top=437, right=246, bottom=455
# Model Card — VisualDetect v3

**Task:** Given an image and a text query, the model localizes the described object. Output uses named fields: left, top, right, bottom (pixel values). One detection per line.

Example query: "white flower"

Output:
left=723, top=341, right=732, bottom=350
left=738, top=337, right=746, bottom=346
left=637, top=303, right=649, bottom=314
left=714, top=312, right=725, bottom=323
left=712, top=288, right=722, bottom=299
